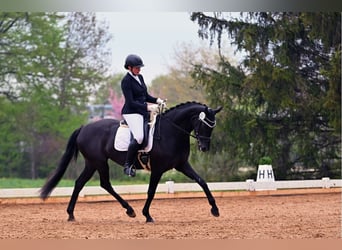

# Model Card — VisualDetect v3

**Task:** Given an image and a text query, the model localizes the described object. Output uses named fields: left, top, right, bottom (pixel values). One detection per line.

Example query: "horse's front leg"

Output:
left=177, top=162, right=219, bottom=217
left=142, top=171, right=162, bottom=223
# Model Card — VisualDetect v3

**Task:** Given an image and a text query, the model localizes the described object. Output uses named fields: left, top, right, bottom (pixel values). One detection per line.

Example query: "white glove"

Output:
left=147, top=104, right=159, bottom=113
left=156, top=98, right=165, bottom=104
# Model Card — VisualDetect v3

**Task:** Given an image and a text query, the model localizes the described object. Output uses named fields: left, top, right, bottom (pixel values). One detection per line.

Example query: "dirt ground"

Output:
left=0, top=192, right=340, bottom=239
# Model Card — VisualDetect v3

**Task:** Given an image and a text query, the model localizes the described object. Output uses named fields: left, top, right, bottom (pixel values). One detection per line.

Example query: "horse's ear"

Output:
left=214, top=106, right=223, bottom=114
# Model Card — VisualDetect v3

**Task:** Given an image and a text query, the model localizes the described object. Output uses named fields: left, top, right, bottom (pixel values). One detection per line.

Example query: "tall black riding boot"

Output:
left=141, top=119, right=149, bottom=149
left=123, top=139, right=140, bottom=177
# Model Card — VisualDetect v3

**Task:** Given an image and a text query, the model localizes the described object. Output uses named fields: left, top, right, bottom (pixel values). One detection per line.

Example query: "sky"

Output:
left=97, top=12, right=209, bottom=84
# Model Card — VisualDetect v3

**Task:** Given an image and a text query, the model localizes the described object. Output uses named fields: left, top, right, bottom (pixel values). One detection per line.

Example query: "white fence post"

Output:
left=246, top=179, right=255, bottom=191
left=322, top=177, right=331, bottom=188
left=165, top=181, right=175, bottom=194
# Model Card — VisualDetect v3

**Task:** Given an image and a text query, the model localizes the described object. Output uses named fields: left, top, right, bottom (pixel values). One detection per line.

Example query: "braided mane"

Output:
left=162, top=101, right=207, bottom=116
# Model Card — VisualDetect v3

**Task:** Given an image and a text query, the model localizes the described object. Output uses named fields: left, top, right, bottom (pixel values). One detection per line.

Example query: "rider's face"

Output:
left=130, top=66, right=141, bottom=75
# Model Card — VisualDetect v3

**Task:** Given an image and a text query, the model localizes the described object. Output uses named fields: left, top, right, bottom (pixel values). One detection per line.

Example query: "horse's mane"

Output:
left=161, top=101, right=207, bottom=116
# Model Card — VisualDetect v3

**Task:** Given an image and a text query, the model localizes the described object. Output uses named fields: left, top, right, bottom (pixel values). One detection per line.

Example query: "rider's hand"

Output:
left=157, top=98, right=166, bottom=105
left=147, top=104, right=159, bottom=113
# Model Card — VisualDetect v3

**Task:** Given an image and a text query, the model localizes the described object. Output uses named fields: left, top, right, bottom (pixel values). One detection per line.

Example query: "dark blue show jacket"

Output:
left=121, top=73, right=157, bottom=117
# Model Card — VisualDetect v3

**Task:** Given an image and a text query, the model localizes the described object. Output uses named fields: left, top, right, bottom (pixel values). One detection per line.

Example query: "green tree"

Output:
left=0, top=98, right=25, bottom=177
left=0, top=12, right=111, bottom=179
left=190, top=12, right=341, bottom=179
left=0, top=12, right=31, bottom=100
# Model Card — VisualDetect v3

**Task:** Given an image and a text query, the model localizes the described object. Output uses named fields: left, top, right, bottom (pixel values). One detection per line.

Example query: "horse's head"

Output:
left=193, top=106, right=222, bottom=152
left=162, top=102, right=223, bottom=152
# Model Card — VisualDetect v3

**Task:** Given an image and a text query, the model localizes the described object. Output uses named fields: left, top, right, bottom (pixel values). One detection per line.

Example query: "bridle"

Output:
left=198, top=111, right=216, bottom=128
left=194, top=111, right=216, bottom=142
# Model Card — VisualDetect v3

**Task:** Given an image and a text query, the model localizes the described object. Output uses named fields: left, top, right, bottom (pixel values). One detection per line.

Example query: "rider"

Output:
left=121, top=54, right=165, bottom=177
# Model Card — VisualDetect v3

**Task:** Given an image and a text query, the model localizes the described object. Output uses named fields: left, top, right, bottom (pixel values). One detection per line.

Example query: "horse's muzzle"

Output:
left=198, top=142, right=210, bottom=152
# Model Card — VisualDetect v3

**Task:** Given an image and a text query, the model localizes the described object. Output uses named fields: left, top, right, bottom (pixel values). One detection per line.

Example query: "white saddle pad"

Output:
left=114, top=115, right=156, bottom=152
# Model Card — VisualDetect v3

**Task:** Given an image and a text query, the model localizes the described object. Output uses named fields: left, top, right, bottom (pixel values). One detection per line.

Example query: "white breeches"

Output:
left=122, top=114, right=144, bottom=144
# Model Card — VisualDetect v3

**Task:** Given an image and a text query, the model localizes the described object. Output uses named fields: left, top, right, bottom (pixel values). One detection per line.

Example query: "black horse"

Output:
left=40, top=101, right=222, bottom=223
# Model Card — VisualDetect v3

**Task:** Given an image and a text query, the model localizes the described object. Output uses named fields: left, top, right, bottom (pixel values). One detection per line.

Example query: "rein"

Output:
left=162, top=111, right=216, bottom=141
left=163, top=116, right=198, bottom=139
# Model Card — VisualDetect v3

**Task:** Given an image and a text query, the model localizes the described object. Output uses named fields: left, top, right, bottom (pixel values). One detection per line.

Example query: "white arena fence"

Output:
left=0, top=178, right=341, bottom=198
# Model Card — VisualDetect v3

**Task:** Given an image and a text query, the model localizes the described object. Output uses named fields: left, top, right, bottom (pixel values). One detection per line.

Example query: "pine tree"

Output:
left=190, top=12, right=341, bottom=179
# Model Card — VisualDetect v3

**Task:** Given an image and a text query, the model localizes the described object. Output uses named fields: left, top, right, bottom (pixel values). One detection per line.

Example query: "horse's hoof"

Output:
left=146, top=218, right=154, bottom=223
left=211, top=207, right=220, bottom=217
left=126, top=209, right=136, bottom=218
left=67, top=216, right=75, bottom=222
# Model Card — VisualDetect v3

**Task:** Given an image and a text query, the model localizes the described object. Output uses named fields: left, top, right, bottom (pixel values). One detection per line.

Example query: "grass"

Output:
left=0, top=178, right=98, bottom=189
left=0, top=169, right=193, bottom=189
left=0, top=177, right=151, bottom=189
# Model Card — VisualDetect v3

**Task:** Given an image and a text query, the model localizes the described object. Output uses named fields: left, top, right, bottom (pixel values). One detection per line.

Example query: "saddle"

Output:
left=114, top=113, right=158, bottom=171
left=114, top=112, right=158, bottom=153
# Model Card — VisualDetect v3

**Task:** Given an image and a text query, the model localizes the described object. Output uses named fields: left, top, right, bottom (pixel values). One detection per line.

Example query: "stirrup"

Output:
left=124, top=165, right=136, bottom=177
left=140, top=153, right=149, bottom=165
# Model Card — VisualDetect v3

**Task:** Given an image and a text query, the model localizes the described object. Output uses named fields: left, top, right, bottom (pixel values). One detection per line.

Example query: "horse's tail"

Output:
left=40, top=126, right=83, bottom=200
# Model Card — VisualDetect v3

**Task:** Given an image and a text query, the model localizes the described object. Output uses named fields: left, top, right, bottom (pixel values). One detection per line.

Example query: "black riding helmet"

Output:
left=124, top=54, right=144, bottom=69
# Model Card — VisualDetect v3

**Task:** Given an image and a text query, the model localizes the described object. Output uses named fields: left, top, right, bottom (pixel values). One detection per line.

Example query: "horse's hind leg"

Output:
left=97, top=161, right=136, bottom=218
left=176, top=162, right=219, bottom=217
left=67, top=163, right=96, bottom=221
left=142, top=170, right=162, bottom=223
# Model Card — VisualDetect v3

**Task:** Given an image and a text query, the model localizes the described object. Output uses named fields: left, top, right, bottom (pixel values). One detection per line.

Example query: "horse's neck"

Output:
left=164, top=105, right=201, bottom=132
